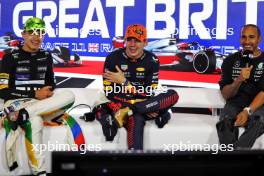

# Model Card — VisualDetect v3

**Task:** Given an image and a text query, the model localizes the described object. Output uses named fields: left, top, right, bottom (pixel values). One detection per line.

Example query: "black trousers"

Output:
left=216, top=102, right=264, bottom=148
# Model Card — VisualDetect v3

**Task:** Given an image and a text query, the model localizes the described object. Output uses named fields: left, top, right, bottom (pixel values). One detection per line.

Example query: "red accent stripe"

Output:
left=75, top=133, right=85, bottom=149
left=126, top=116, right=135, bottom=149
left=159, top=93, right=179, bottom=110
left=54, top=61, right=220, bottom=83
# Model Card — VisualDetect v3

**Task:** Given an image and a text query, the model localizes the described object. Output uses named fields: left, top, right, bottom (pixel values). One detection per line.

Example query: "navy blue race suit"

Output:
left=97, top=48, right=178, bottom=149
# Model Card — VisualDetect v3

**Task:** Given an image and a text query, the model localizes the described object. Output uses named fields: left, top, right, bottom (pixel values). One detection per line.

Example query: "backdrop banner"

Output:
left=1, top=0, right=264, bottom=57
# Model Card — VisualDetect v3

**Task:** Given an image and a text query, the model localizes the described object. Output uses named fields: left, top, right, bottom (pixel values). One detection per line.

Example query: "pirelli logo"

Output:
left=0, top=73, right=9, bottom=89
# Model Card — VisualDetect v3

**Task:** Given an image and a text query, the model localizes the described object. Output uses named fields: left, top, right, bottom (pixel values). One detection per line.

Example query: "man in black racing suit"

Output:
left=216, top=24, right=264, bottom=149
left=0, top=17, right=75, bottom=176
left=96, top=24, right=179, bottom=150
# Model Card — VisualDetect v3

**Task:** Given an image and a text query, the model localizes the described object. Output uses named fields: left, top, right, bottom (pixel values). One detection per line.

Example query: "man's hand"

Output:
left=235, top=110, right=249, bottom=127
left=35, top=86, right=53, bottom=100
left=103, top=65, right=126, bottom=85
left=239, top=65, right=253, bottom=81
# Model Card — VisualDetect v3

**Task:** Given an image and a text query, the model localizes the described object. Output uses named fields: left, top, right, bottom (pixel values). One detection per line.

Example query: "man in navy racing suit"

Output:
left=97, top=24, right=179, bottom=150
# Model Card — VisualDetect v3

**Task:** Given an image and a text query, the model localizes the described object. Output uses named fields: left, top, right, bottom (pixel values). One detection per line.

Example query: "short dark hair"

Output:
left=242, top=24, right=261, bottom=37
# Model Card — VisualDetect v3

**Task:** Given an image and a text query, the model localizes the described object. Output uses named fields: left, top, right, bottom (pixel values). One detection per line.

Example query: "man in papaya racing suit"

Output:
left=0, top=17, right=79, bottom=176
left=95, top=24, right=179, bottom=150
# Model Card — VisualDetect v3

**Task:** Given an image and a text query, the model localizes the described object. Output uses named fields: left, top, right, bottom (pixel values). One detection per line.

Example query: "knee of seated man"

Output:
left=216, top=117, right=236, bottom=132
left=62, top=90, right=75, bottom=102
left=29, top=115, right=44, bottom=130
left=167, top=89, right=179, bottom=98
left=249, top=115, right=264, bottom=127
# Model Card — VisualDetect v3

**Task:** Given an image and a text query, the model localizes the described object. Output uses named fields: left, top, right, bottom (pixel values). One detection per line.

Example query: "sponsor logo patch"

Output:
left=18, top=60, right=30, bottom=64
left=0, top=73, right=9, bottom=79
left=16, top=67, right=30, bottom=73
left=136, top=67, right=145, bottom=72
left=37, top=66, right=47, bottom=72
left=121, top=65, right=128, bottom=71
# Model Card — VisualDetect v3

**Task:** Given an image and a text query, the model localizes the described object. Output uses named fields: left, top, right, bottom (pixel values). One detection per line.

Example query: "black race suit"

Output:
left=0, top=47, right=55, bottom=101
left=217, top=51, right=264, bottom=148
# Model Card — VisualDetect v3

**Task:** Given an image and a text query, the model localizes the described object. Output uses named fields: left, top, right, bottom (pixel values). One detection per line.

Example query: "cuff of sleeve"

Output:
left=29, top=90, right=36, bottom=98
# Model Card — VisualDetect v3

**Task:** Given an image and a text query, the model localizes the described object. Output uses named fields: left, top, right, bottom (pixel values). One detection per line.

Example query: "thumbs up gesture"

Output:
left=240, top=65, right=253, bottom=81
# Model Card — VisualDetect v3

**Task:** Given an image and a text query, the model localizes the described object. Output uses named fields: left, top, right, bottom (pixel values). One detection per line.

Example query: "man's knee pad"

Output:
left=155, top=111, right=171, bottom=128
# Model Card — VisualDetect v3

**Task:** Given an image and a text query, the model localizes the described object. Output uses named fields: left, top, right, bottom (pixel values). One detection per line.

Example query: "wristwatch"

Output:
left=244, top=107, right=253, bottom=116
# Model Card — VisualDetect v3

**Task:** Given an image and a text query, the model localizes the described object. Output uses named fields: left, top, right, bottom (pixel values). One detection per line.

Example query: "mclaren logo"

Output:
left=136, top=67, right=145, bottom=72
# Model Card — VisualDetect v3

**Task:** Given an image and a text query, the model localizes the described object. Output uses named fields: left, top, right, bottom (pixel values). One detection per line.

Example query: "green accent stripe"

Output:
left=3, top=119, right=11, bottom=136
left=61, top=102, right=74, bottom=111
left=21, top=121, right=32, bottom=143
left=65, top=115, right=75, bottom=128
